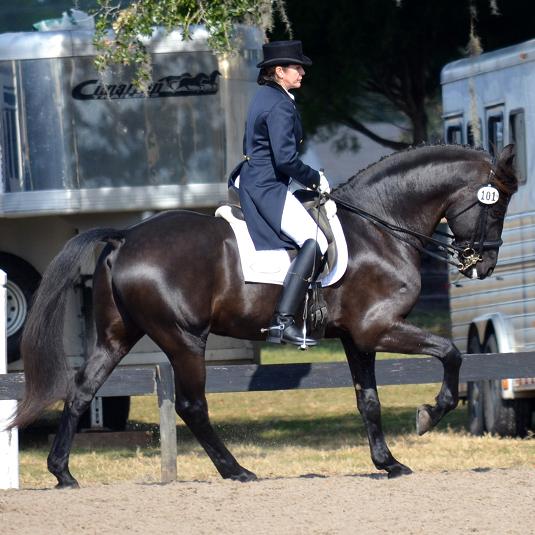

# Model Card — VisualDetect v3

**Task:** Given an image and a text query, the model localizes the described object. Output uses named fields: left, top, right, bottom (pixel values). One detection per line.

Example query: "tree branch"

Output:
left=366, top=75, right=410, bottom=117
left=338, top=115, right=409, bottom=151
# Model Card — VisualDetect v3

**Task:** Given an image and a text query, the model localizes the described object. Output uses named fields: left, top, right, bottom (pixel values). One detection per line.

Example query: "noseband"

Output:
left=327, top=170, right=505, bottom=274
left=448, top=206, right=502, bottom=271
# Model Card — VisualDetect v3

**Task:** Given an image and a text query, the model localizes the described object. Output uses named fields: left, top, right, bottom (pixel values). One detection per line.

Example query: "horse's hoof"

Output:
left=55, top=479, right=80, bottom=490
left=416, top=404, right=433, bottom=436
left=387, top=464, right=413, bottom=479
left=228, top=468, right=258, bottom=483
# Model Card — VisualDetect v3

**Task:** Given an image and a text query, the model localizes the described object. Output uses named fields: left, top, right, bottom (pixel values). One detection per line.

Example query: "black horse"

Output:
left=12, top=144, right=517, bottom=488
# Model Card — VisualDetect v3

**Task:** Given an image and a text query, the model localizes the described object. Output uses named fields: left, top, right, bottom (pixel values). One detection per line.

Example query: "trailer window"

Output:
left=509, top=111, right=527, bottom=184
left=487, top=114, right=504, bottom=157
left=446, top=124, right=462, bottom=144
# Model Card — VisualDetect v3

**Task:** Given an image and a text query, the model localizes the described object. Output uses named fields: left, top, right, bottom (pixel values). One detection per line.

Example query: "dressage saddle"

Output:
left=226, top=185, right=338, bottom=276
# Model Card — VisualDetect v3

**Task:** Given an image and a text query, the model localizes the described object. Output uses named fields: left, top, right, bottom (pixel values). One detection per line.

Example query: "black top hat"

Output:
left=256, top=40, right=312, bottom=68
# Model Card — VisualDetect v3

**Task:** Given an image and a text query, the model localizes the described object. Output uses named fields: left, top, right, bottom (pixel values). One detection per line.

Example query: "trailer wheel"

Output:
left=467, top=381, right=485, bottom=436
left=482, top=334, right=530, bottom=437
left=0, top=253, right=41, bottom=364
left=466, top=332, right=485, bottom=435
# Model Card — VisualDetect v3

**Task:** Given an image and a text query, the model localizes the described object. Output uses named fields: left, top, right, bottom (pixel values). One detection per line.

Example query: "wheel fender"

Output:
left=468, top=312, right=516, bottom=354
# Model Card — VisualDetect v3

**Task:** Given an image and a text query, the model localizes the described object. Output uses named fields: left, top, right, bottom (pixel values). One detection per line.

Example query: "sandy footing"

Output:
left=1, top=468, right=533, bottom=534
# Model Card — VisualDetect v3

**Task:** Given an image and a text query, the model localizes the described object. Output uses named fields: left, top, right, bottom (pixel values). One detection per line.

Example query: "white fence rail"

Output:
left=0, top=269, right=19, bottom=489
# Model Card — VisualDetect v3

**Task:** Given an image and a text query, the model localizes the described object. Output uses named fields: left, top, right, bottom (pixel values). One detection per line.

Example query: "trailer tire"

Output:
left=482, top=334, right=529, bottom=437
left=516, top=398, right=533, bottom=433
left=467, top=381, right=486, bottom=436
left=0, top=253, right=41, bottom=364
left=466, top=332, right=485, bottom=436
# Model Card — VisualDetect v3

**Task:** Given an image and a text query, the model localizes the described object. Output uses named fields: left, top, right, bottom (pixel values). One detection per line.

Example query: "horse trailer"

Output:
left=0, top=25, right=262, bottom=428
left=441, top=39, right=535, bottom=437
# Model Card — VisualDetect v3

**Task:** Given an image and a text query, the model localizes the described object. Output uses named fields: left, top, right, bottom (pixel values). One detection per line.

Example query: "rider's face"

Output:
left=276, top=64, right=305, bottom=91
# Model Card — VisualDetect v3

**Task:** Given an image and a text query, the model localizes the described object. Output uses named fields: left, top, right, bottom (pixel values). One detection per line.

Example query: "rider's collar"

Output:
left=282, top=86, right=295, bottom=100
left=266, top=81, right=295, bottom=100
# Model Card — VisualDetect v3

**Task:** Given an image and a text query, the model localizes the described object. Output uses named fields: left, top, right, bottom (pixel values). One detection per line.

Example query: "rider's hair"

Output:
left=257, top=66, right=278, bottom=85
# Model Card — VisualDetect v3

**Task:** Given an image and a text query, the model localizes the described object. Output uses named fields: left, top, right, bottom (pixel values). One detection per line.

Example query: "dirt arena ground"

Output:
left=1, top=468, right=533, bottom=534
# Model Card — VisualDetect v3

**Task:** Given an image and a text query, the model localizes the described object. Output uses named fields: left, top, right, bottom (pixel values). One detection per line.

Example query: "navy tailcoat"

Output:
left=229, top=82, right=320, bottom=250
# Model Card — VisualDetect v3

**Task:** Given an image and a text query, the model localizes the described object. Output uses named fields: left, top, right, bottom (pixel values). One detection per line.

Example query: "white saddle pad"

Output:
left=215, top=205, right=348, bottom=286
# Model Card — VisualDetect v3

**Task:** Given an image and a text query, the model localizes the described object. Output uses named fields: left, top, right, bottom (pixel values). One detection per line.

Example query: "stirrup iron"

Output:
left=299, top=291, right=310, bottom=351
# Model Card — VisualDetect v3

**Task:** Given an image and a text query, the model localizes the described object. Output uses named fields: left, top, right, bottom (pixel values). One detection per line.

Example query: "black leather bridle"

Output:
left=447, top=200, right=503, bottom=271
left=326, top=173, right=505, bottom=273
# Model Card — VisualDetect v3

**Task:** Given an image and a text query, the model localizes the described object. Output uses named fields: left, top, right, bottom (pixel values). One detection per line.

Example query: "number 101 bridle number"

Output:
left=477, top=185, right=500, bottom=205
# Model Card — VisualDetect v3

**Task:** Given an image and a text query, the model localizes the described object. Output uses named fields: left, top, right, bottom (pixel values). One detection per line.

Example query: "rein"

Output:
left=326, top=185, right=503, bottom=272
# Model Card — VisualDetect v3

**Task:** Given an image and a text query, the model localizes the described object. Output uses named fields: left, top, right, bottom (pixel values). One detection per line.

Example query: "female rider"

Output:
left=228, top=40, right=331, bottom=347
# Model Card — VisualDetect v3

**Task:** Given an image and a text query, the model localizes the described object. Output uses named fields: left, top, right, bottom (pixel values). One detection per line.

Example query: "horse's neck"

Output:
left=339, top=161, right=468, bottom=237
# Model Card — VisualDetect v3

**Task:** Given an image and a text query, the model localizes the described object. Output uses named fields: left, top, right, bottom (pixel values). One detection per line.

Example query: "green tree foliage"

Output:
left=270, top=0, right=535, bottom=149
left=93, top=0, right=277, bottom=89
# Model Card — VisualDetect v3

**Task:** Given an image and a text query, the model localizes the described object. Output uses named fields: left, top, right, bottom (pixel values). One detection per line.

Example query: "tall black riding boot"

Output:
left=265, top=239, right=325, bottom=347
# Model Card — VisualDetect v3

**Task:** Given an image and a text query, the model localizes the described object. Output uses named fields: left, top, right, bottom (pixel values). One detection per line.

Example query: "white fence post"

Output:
left=0, top=269, right=19, bottom=489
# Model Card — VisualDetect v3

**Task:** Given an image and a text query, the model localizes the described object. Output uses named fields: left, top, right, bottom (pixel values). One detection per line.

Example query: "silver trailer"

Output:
left=0, top=26, right=261, bottom=427
left=441, top=39, right=535, bottom=436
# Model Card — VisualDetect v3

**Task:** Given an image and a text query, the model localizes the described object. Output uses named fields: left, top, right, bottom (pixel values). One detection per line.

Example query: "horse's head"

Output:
left=445, top=144, right=518, bottom=280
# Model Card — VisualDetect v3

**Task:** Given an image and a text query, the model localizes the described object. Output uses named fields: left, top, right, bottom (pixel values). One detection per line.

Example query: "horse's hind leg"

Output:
left=162, top=337, right=256, bottom=482
left=47, top=343, right=134, bottom=488
left=342, top=335, right=412, bottom=479
left=48, top=269, right=142, bottom=488
left=376, top=320, right=462, bottom=436
left=48, top=323, right=142, bottom=488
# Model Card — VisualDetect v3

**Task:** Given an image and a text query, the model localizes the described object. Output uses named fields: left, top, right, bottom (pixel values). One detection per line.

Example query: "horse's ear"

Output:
left=495, top=143, right=518, bottom=193
left=498, top=144, right=515, bottom=168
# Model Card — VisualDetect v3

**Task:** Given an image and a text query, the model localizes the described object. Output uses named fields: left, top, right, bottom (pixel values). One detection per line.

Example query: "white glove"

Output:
left=324, top=198, right=337, bottom=220
left=318, top=170, right=331, bottom=194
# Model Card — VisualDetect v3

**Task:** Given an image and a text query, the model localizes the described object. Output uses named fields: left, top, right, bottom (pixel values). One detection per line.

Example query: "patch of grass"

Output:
left=18, top=385, right=534, bottom=487
left=260, top=339, right=346, bottom=364
left=259, top=305, right=451, bottom=364
left=260, top=340, right=428, bottom=364
left=408, top=307, right=451, bottom=338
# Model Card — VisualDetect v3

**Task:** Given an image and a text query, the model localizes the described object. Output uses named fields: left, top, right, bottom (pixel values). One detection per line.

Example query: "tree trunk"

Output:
left=408, top=105, right=428, bottom=145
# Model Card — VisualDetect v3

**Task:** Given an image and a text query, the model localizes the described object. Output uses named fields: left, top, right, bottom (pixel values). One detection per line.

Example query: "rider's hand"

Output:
left=318, top=170, right=331, bottom=195
left=324, top=199, right=337, bottom=219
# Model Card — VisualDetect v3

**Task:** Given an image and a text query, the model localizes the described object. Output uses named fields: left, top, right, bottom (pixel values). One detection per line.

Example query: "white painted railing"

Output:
left=0, top=269, right=19, bottom=489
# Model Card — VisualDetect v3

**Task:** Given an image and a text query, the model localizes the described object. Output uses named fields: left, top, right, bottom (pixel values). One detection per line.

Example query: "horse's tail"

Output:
left=10, top=228, right=125, bottom=429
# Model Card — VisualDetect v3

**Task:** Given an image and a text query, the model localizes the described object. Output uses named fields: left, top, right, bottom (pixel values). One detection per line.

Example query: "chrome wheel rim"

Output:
left=6, top=280, right=27, bottom=337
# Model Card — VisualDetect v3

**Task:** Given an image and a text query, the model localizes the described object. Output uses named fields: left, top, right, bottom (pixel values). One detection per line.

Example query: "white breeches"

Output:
left=280, top=191, right=328, bottom=254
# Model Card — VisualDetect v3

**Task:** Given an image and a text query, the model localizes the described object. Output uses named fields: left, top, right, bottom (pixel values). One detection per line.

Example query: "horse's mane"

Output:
left=334, top=144, right=490, bottom=192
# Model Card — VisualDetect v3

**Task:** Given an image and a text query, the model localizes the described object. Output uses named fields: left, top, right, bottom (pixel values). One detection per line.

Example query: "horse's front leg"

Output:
left=341, top=335, right=412, bottom=478
left=376, top=320, right=462, bottom=435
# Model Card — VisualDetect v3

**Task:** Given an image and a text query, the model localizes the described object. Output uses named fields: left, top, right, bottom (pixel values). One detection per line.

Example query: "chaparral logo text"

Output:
left=72, top=71, right=221, bottom=100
